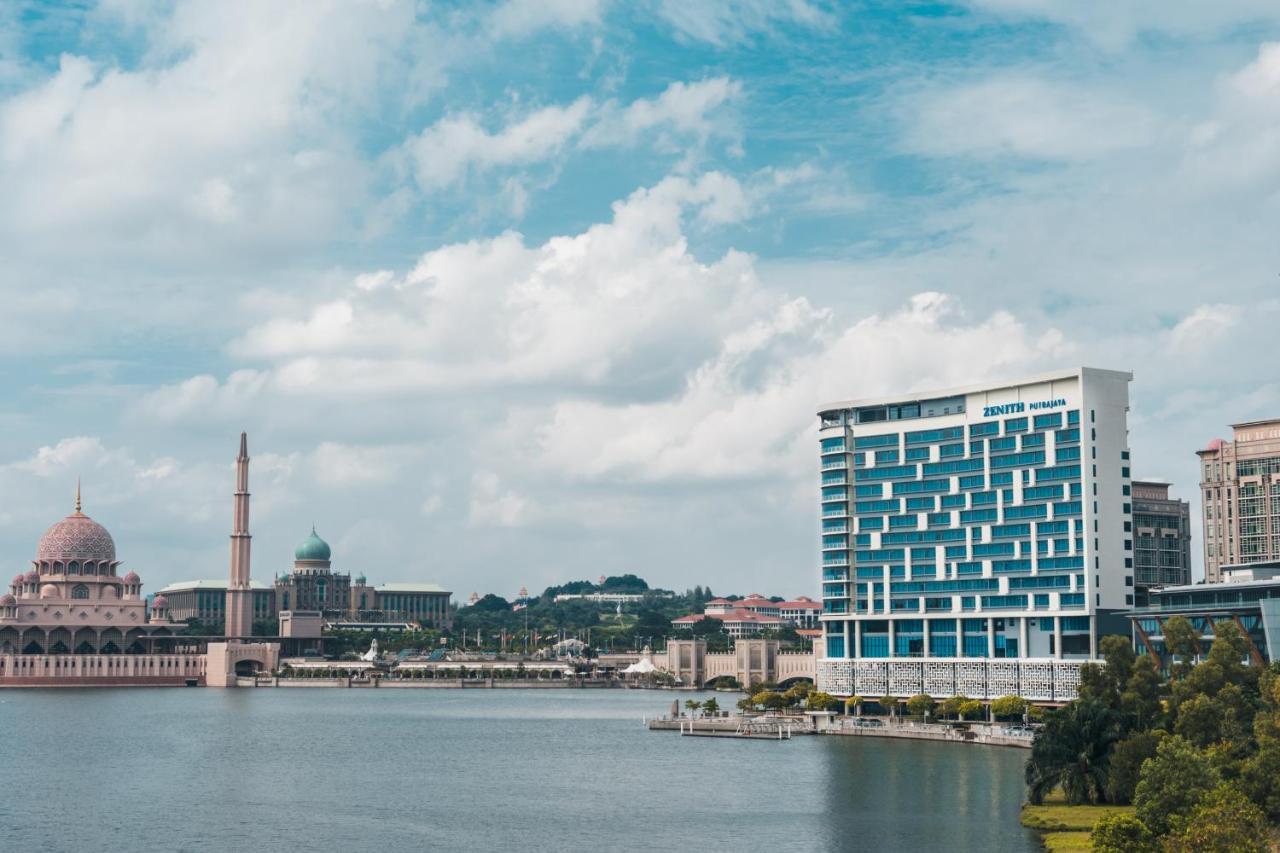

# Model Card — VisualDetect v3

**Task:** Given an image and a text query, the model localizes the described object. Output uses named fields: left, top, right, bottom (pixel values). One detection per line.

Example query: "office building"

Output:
left=1130, top=480, right=1192, bottom=603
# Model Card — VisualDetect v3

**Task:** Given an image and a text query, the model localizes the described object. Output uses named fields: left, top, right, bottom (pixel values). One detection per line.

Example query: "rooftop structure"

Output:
left=1130, top=480, right=1192, bottom=603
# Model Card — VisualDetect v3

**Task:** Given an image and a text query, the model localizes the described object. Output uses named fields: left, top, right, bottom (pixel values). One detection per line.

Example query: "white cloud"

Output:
left=963, top=1, right=1280, bottom=51
left=653, top=0, right=835, bottom=47
left=489, top=0, right=603, bottom=38
left=407, top=98, right=593, bottom=190
left=405, top=78, right=741, bottom=192
left=311, top=442, right=409, bottom=487
left=151, top=172, right=758, bottom=407
left=1167, top=304, right=1242, bottom=353
left=469, top=471, right=530, bottom=527
left=525, top=293, right=1072, bottom=483
left=903, top=75, right=1161, bottom=161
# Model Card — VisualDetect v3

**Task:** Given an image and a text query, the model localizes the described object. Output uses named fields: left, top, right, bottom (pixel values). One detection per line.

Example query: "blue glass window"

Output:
left=854, top=434, right=898, bottom=449
left=969, top=422, right=998, bottom=437
left=826, top=636, right=846, bottom=658
left=1005, top=417, right=1028, bottom=433
left=1033, top=413, right=1063, bottom=430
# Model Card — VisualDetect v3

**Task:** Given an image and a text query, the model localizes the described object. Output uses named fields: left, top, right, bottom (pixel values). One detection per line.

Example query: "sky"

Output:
left=1, top=0, right=1279, bottom=600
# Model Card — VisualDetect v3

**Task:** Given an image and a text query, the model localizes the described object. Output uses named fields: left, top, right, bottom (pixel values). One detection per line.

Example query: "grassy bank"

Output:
left=1020, top=793, right=1134, bottom=852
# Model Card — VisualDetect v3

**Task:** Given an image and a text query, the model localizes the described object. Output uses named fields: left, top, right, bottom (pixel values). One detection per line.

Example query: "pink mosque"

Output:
left=0, top=434, right=277, bottom=687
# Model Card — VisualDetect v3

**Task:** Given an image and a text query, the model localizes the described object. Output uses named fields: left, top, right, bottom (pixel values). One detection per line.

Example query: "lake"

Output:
left=0, top=688, right=1038, bottom=852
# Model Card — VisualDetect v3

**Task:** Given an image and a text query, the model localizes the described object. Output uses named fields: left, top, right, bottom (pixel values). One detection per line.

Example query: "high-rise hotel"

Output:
left=815, top=368, right=1134, bottom=702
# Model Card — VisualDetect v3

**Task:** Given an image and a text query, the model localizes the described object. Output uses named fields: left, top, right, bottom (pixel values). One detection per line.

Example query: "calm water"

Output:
left=0, top=688, right=1038, bottom=852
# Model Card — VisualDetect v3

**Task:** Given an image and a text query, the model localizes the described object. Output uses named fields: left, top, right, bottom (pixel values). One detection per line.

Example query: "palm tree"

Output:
left=845, top=695, right=864, bottom=717
left=1025, top=700, right=1124, bottom=805
left=684, top=699, right=702, bottom=718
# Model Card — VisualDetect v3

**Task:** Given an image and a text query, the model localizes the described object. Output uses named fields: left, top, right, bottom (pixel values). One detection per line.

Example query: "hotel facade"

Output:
left=815, top=368, right=1134, bottom=702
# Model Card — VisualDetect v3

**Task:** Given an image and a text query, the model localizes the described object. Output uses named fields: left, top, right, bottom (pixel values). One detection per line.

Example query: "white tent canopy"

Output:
left=622, top=658, right=656, bottom=674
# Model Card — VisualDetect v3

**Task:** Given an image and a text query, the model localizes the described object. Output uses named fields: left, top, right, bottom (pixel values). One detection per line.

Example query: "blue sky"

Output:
left=2, top=0, right=1279, bottom=598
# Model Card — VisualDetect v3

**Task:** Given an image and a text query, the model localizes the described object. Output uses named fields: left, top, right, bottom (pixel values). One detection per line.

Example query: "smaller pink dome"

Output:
left=12, top=573, right=24, bottom=585
left=23, top=570, right=38, bottom=582
left=151, top=595, right=168, bottom=609
left=123, top=571, right=140, bottom=584
left=1203, top=437, right=1227, bottom=452
left=0, top=594, right=15, bottom=605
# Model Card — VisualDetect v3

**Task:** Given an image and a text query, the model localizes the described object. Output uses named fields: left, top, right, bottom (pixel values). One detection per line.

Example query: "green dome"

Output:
left=295, top=527, right=331, bottom=562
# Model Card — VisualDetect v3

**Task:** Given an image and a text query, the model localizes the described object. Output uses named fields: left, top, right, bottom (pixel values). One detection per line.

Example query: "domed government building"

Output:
left=157, top=526, right=451, bottom=631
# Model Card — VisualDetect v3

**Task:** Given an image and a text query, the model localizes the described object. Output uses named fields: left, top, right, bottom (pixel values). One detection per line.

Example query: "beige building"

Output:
left=1198, top=419, right=1280, bottom=582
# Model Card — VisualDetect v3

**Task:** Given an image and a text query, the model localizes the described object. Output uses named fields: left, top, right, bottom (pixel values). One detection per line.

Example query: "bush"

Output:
left=1090, top=813, right=1157, bottom=853
left=1133, top=736, right=1219, bottom=836
left=905, top=694, right=934, bottom=717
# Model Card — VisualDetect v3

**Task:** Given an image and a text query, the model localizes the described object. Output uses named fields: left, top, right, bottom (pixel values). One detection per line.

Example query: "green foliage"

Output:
left=752, top=691, right=787, bottom=711
left=1104, top=731, right=1161, bottom=806
left=1025, top=700, right=1124, bottom=805
left=991, top=695, right=1028, bottom=720
left=905, top=693, right=934, bottom=717
left=1240, top=738, right=1280, bottom=821
left=1160, top=616, right=1199, bottom=676
left=701, top=697, right=719, bottom=716
left=1173, top=693, right=1222, bottom=749
left=806, top=691, right=840, bottom=712
left=939, top=695, right=966, bottom=719
left=877, top=695, right=899, bottom=716
left=1132, top=735, right=1219, bottom=836
left=958, top=699, right=984, bottom=720
left=1162, top=784, right=1268, bottom=853
left=844, top=695, right=864, bottom=715
left=1089, top=813, right=1157, bottom=853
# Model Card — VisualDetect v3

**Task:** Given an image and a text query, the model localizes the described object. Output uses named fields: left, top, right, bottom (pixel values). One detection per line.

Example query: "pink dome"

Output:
left=151, top=595, right=168, bottom=609
left=123, top=571, right=140, bottom=584
left=0, top=594, right=14, bottom=605
left=12, top=573, right=24, bottom=585
left=23, top=570, right=38, bottom=582
left=1203, top=437, right=1227, bottom=452
left=37, top=511, right=116, bottom=562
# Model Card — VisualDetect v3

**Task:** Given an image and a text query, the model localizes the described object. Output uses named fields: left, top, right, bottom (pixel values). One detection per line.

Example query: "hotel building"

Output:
left=1197, top=418, right=1280, bottom=582
left=815, top=367, right=1134, bottom=702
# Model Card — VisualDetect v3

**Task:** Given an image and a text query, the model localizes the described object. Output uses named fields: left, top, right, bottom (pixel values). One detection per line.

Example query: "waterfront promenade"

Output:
left=648, top=712, right=1036, bottom=748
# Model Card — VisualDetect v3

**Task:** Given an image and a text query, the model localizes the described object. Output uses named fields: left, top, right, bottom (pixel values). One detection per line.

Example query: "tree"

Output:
left=878, top=695, right=899, bottom=719
left=1163, top=784, right=1268, bottom=853
left=958, top=699, right=984, bottom=721
left=939, top=695, right=966, bottom=720
left=1133, top=735, right=1219, bottom=836
left=844, top=695, right=864, bottom=716
left=1162, top=616, right=1199, bottom=676
left=1240, top=733, right=1280, bottom=821
left=684, top=699, right=701, bottom=717
left=702, top=697, right=720, bottom=716
left=752, top=691, right=787, bottom=711
left=1024, top=700, right=1123, bottom=805
left=990, top=695, right=1028, bottom=720
left=1105, top=730, right=1162, bottom=805
left=807, top=692, right=840, bottom=712
left=1173, top=694, right=1222, bottom=749
left=1090, top=813, right=1157, bottom=853
left=905, top=694, right=934, bottom=718
left=689, top=616, right=724, bottom=637
left=1120, top=654, right=1163, bottom=731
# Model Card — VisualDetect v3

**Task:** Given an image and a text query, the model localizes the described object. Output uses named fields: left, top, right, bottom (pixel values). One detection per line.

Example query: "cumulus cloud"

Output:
left=524, top=292, right=1072, bottom=483
left=145, top=173, right=759, bottom=409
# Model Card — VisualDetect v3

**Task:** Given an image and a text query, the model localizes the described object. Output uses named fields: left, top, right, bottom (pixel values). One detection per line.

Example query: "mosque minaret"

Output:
left=224, top=432, right=254, bottom=640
